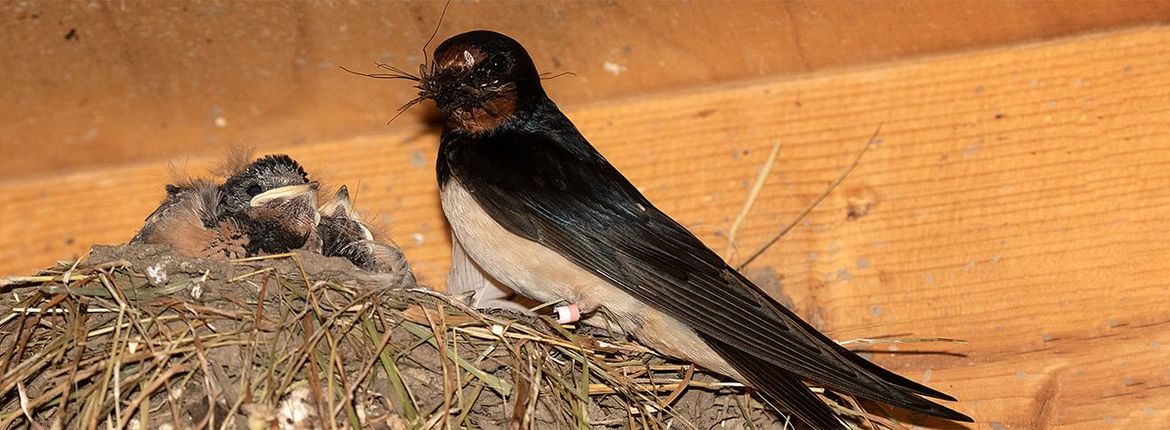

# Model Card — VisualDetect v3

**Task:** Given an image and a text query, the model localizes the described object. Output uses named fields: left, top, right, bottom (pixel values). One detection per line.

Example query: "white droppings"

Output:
left=278, top=386, right=316, bottom=429
left=602, top=61, right=627, bottom=75
left=145, top=263, right=168, bottom=286
left=190, top=270, right=207, bottom=300
left=412, top=232, right=425, bottom=246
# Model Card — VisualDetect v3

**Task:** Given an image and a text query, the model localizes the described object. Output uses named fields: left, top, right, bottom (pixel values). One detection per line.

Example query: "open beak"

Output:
left=250, top=181, right=319, bottom=208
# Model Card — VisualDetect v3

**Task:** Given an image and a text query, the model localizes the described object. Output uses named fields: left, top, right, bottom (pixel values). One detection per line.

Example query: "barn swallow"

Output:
left=447, top=232, right=532, bottom=312
left=395, top=30, right=973, bottom=428
left=316, top=186, right=415, bottom=281
left=132, top=154, right=319, bottom=259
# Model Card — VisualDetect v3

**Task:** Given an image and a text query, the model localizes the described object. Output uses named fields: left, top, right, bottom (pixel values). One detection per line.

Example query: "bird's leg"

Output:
left=554, top=303, right=580, bottom=324
left=554, top=297, right=600, bottom=324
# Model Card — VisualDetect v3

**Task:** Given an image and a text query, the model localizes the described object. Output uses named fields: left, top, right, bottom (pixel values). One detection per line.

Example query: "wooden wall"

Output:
left=3, top=0, right=1169, bottom=178
left=2, top=2, right=1170, bottom=428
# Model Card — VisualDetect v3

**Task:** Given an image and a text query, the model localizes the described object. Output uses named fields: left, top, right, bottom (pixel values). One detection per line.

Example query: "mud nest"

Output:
left=0, top=244, right=891, bottom=429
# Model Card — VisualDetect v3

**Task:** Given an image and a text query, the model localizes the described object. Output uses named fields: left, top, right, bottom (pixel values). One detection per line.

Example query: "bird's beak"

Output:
left=317, top=185, right=356, bottom=216
left=250, top=182, right=319, bottom=207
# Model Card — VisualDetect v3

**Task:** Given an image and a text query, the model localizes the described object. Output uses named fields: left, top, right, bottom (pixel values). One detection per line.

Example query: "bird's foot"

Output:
left=553, top=303, right=581, bottom=324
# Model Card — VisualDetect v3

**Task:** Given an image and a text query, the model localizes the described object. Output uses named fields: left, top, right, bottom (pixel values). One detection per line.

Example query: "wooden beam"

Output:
left=2, top=1, right=1169, bottom=178
left=2, top=27, right=1169, bottom=427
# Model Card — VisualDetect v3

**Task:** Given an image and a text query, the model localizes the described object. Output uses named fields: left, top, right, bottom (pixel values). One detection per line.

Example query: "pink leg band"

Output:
left=554, top=303, right=581, bottom=324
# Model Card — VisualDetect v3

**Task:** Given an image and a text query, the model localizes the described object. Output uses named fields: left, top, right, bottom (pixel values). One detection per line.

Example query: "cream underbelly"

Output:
left=440, top=180, right=619, bottom=306
left=439, top=180, right=738, bottom=378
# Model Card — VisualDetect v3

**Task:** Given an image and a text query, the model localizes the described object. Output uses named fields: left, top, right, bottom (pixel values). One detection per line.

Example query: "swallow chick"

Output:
left=393, top=30, right=972, bottom=428
left=220, top=154, right=320, bottom=256
left=132, top=154, right=319, bottom=259
left=316, top=186, right=415, bottom=282
left=131, top=179, right=248, bottom=258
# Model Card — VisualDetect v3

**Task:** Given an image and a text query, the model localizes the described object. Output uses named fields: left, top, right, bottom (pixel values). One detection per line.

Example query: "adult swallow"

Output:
left=316, top=185, right=415, bottom=280
left=132, top=154, right=319, bottom=259
left=399, top=30, right=972, bottom=428
left=447, top=232, right=531, bottom=312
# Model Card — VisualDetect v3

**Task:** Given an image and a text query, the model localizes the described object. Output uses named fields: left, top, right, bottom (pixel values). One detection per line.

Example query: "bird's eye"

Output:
left=246, top=184, right=263, bottom=197
left=484, top=56, right=509, bottom=77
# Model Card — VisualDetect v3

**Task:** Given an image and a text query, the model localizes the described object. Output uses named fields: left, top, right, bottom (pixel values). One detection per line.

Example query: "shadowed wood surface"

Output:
left=2, top=0, right=1169, bottom=179
left=3, top=26, right=1170, bottom=428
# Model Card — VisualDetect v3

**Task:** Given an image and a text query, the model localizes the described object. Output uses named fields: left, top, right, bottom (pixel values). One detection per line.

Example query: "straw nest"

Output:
left=0, top=243, right=926, bottom=430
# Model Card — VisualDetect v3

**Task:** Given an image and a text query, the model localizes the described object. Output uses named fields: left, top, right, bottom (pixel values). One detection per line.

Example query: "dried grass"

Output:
left=0, top=244, right=931, bottom=429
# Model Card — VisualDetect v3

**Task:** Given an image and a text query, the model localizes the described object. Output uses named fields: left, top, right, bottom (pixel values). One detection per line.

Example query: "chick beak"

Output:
left=250, top=182, right=320, bottom=208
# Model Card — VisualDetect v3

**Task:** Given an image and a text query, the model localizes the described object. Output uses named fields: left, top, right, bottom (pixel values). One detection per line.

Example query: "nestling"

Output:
left=316, top=185, right=415, bottom=281
left=132, top=154, right=319, bottom=259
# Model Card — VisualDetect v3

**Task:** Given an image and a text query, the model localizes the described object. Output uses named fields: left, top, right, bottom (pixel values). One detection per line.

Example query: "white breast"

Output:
left=440, top=180, right=618, bottom=306
left=439, top=179, right=735, bottom=377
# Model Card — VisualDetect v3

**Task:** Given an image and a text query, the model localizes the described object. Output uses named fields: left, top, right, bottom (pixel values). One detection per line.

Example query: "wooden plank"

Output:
left=2, top=1, right=1169, bottom=179
left=3, top=26, right=1170, bottom=427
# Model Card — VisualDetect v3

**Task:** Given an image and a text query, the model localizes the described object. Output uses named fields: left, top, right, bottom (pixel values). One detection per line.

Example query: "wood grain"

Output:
left=2, top=0, right=1169, bottom=179
left=3, top=26, right=1170, bottom=428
